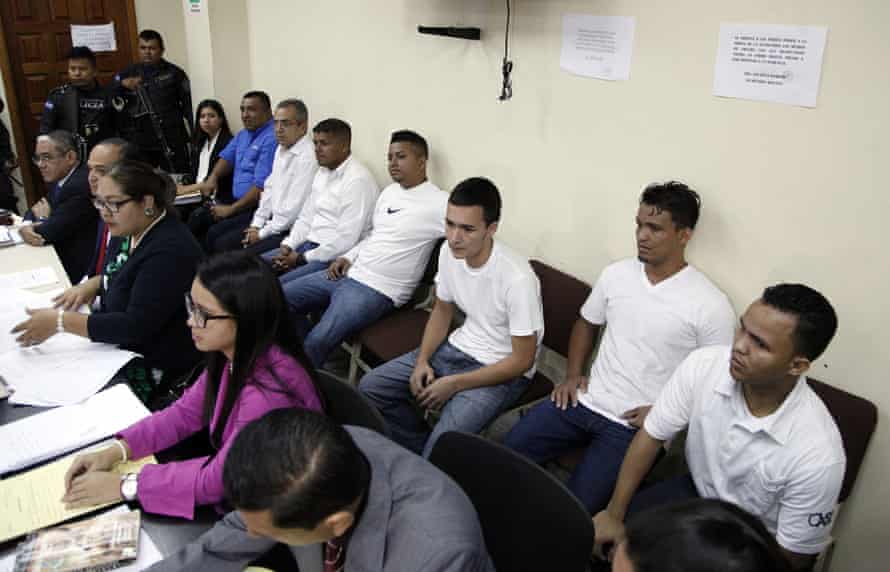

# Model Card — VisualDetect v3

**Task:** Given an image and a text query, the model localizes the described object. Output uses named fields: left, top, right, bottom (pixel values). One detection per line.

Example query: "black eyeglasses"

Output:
left=91, top=197, right=135, bottom=214
left=185, top=293, right=236, bottom=328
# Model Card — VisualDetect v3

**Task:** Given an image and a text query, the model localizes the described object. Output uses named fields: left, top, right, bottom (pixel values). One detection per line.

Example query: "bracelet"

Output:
left=56, top=309, right=64, bottom=334
left=112, top=439, right=128, bottom=463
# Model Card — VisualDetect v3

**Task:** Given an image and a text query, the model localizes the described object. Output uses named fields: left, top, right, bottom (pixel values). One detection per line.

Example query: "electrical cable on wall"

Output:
left=499, top=0, right=513, bottom=101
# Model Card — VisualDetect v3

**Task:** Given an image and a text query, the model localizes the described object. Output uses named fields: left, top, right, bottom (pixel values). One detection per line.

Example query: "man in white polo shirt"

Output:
left=282, top=130, right=447, bottom=367
left=264, top=118, right=378, bottom=283
left=235, top=98, right=317, bottom=256
left=505, top=181, right=736, bottom=514
left=593, top=284, right=844, bottom=572
left=360, top=177, right=544, bottom=458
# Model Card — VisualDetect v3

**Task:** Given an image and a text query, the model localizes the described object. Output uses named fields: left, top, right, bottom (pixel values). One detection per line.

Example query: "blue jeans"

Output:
left=504, top=400, right=638, bottom=514
left=282, top=272, right=395, bottom=367
left=359, top=341, right=530, bottom=457
left=261, top=241, right=326, bottom=285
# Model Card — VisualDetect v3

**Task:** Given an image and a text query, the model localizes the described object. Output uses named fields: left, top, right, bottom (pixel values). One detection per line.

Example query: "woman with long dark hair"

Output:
left=60, top=251, right=323, bottom=520
left=189, top=99, right=233, bottom=198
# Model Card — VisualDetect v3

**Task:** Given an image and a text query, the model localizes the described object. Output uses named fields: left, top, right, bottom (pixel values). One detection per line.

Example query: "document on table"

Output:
left=0, top=384, right=150, bottom=475
left=0, top=266, right=57, bottom=289
left=0, top=449, right=156, bottom=543
left=0, top=507, right=164, bottom=572
left=0, top=287, right=138, bottom=406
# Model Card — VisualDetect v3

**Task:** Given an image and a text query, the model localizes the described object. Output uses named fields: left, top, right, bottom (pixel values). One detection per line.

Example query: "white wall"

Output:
left=138, top=1, right=888, bottom=569
left=241, top=1, right=888, bottom=570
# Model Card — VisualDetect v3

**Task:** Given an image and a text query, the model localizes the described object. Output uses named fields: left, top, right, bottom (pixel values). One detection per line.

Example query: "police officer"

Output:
left=113, top=29, right=193, bottom=175
left=39, top=46, right=116, bottom=156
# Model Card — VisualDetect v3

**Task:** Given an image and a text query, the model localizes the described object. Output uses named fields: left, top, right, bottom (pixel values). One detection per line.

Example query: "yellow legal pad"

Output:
left=0, top=450, right=156, bottom=543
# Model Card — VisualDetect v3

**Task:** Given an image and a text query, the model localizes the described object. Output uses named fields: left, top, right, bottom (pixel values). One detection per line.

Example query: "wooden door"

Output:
left=0, top=0, right=138, bottom=204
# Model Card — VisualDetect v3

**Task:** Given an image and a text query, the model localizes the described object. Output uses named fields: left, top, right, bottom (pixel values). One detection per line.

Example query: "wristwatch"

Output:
left=120, top=473, right=138, bottom=502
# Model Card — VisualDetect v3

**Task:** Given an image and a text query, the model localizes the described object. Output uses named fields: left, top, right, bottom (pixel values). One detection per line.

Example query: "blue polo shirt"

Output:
left=219, top=119, right=277, bottom=200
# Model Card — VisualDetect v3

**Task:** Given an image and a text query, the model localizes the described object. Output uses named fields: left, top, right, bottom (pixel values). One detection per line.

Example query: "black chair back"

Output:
left=430, top=431, right=594, bottom=572
left=315, top=371, right=389, bottom=436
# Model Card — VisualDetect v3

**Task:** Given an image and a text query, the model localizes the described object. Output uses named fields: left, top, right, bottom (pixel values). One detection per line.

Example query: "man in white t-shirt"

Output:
left=263, top=118, right=378, bottom=283
left=593, top=284, right=844, bottom=572
left=505, top=181, right=736, bottom=514
left=235, top=99, right=318, bottom=256
left=360, top=177, right=544, bottom=457
left=282, top=130, right=448, bottom=366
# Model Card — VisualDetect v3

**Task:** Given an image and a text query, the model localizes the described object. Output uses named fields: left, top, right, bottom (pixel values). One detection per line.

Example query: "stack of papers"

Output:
left=0, top=266, right=56, bottom=290
left=0, top=288, right=137, bottom=406
left=174, top=191, right=202, bottom=206
left=0, top=385, right=150, bottom=475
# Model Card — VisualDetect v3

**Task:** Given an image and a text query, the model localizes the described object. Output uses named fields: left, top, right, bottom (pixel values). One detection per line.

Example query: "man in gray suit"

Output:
left=148, top=409, right=494, bottom=572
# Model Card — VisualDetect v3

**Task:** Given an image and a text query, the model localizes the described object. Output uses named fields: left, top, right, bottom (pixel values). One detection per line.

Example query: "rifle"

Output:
left=132, top=82, right=177, bottom=174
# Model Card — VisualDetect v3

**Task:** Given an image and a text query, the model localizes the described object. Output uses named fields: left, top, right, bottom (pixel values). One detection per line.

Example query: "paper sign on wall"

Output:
left=560, top=14, right=635, bottom=81
left=713, top=23, right=827, bottom=108
left=70, top=23, right=117, bottom=52
left=189, top=0, right=203, bottom=14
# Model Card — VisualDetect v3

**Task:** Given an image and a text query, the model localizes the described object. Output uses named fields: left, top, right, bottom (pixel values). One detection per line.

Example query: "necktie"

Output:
left=323, top=539, right=345, bottom=572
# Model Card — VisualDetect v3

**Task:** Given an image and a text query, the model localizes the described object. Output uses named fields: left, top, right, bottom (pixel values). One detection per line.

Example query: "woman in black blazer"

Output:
left=14, top=161, right=204, bottom=405
left=183, top=100, right=234, bottom=236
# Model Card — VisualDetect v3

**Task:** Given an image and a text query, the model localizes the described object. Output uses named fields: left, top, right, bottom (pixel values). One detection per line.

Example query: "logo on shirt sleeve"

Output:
left=808, top=511, right=833, bottom=527
left=44, top=101, right=54, bottom=109
left=386, top=207, right=403, bottom=215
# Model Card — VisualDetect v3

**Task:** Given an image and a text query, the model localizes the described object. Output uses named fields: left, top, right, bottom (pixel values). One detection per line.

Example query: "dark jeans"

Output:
left=243, top=232, right=287, bottom=257
left=504, top=400, right=638, bottom=514
left=360, top=342, right=531, bottom=457
left=283, top=273, right=395, bottom=367
left=205, top=211, right=255, bottom=253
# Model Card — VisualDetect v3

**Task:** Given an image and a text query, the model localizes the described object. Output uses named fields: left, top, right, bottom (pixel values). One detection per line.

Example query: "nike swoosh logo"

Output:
left=386, top=208, right=402, bottom=214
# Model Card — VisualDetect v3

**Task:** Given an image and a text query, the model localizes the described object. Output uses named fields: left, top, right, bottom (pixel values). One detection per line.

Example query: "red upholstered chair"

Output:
left=805, top=378, right=878, bottom=571
left=503, top=259, right=592, bottom=412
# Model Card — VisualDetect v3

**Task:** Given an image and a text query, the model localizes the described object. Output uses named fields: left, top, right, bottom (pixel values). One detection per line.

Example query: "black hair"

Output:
left=96, top=137, right=141, bottom=162
left=390, top=130, right=428, bottom=158
left=761, top=283, right=838, bottom=361
left=196, top=251, right=321, bottom=448
left=41, top=130, right=79, bottom=160
left=276, top=98, right=309, bottom=123
left=242, top=91, right=272, bottom=112
left=192, top=99, right=233, bottom=148
left=449, top=177, right=502, bottom=225
left=223, top=408, right=370, bottom=529
left=639, top=181, right=701, bottom=230
left=313, top=118, right=351, bottom=144
left=138, top=29, right=164, bottom=50
left=67, top=46, right=97, bottom=67
left=624, top=499, right=791, bottom=572
left=106, top=160, right=174, bottom=212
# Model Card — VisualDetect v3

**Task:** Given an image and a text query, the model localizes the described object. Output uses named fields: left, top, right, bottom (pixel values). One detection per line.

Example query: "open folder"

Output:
left=0, top=448, right=156, bottom=543
left=0, top=385, right=150, bottom=476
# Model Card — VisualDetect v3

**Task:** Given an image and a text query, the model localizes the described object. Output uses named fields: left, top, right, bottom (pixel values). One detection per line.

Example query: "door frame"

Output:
left=0, top=0, right=140, bottom=206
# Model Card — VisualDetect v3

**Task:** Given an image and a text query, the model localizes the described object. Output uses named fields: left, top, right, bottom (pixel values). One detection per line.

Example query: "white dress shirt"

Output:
left=281, top=155, right=378, bottom=262
left=196, top=132, right=219, bottom=183
left=250, top=134, right=318, bottom=239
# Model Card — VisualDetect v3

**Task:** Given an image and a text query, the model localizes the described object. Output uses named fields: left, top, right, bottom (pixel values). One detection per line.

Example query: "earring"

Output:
left=144, top=207, right=155, bottom=217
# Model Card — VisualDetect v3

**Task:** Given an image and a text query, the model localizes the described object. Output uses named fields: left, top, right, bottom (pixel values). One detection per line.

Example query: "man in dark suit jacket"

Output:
left=147, top=409, right=495, bottom=572
left=20, top=130, right=98, bottom=283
